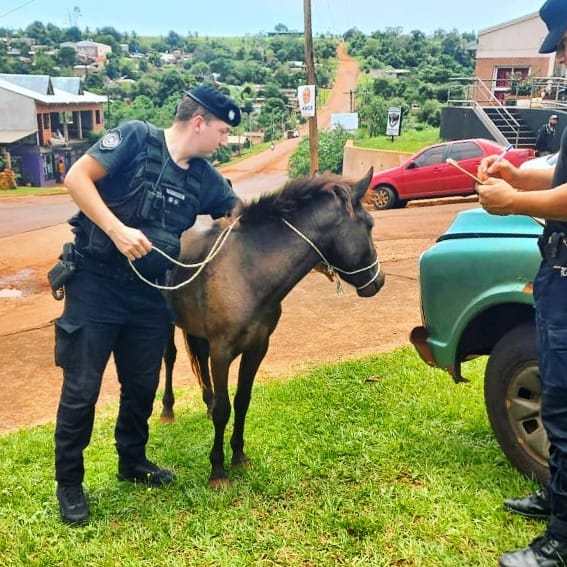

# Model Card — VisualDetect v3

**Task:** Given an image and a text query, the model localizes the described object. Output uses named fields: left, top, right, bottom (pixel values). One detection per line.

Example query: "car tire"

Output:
left=484, top=323, right=549, bottom=484
left=370, top=185, right=397, bottom=210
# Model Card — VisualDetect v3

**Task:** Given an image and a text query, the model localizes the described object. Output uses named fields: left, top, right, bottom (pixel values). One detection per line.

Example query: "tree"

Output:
left=57, top=46, right=77, bottom=68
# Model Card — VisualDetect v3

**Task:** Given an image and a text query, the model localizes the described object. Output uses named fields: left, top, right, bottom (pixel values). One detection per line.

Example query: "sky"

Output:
left=0, top=0, right=543, bottom=38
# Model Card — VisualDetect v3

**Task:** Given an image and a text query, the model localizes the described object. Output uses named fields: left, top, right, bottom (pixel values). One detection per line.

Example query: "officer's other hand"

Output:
left=477, top=155, right=516, bottom=183
left=109, top=225, right=153, bottom=260
left=477, top=177, right=516, bottom=216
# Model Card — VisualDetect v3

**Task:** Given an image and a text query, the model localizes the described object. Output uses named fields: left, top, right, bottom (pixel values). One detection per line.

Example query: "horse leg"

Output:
left=184, top=333, right=214, bottom=416
left=208, top=355, right=233, bottom=488
left=231, top=340, right=269, bottom=468
left=160, top=324, right=176, bottom=423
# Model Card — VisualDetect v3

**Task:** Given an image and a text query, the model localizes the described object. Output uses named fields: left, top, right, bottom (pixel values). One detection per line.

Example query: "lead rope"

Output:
left=130, top=216, right=380, bottom=294
left=127, top=216, right=241, bottom=290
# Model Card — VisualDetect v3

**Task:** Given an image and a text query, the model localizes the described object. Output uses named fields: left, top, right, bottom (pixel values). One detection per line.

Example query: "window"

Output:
left=414, top=146, right=446, bottom=167
left=448, top=141, right=482, bottom=161
left=493, top=67, right=530, bottom=99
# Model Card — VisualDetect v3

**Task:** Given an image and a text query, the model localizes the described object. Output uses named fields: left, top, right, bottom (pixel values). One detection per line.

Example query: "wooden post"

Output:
left=303, top=0, right=319, bottom=175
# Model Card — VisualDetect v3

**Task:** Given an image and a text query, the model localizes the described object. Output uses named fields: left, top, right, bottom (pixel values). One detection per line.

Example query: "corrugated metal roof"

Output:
left=0, top=76, right=106, bottom=104
left=52, top=77, right=82, bottom=95
left=0, top=73, right=52, bottom=94
left=0, top=129, right=36, bottom=143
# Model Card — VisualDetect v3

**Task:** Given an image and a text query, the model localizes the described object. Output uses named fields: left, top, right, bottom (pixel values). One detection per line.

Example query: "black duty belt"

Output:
left=77, top=254, right=139, bottom=282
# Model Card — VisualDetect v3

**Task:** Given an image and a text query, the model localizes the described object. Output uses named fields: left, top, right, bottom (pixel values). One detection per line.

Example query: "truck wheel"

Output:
left=370, top=185, right=397, bottom=210
left=484, top=323, right=549, bottom=483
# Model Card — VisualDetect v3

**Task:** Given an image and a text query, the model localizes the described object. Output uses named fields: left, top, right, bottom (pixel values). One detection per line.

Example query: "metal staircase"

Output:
left=482, top=107, right=536, bottom=148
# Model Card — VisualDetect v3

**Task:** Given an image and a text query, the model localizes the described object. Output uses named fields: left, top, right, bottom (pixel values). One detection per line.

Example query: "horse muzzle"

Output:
left=356, top=268, right=385, bottom=297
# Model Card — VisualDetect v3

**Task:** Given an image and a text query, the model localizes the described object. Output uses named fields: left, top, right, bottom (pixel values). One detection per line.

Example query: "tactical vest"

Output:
left=71, top=123, right=204, bottom=279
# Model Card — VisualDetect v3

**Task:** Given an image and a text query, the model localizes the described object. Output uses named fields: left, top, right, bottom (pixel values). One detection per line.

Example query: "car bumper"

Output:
left=409, top=325, right=463, bottom=382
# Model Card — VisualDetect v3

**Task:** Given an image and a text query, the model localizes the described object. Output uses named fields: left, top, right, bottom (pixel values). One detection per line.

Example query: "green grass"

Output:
left=0, top=347, right=543, bottom=566
left=355, top=127, right=442, bottom=153
left=0, top=186, right=68, bottom=196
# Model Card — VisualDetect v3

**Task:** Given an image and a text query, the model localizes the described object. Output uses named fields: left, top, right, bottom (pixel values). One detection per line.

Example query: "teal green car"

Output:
left=410, top=207, right=548, bottom=482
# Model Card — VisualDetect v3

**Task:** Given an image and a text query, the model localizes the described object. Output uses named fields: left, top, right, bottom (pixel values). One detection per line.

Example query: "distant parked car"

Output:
left=366, top=139, right=535, bottom=210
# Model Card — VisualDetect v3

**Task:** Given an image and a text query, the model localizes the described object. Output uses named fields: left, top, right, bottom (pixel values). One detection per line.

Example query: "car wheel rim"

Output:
left=506, top=362, right=549, bottom=467
left=372, top=190, right=389, bottom=209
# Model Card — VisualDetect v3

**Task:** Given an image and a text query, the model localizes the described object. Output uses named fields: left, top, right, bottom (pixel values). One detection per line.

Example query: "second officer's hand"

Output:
left=477, top=156, right=516, bottom=183
left=477, top=177, right=516, bottom=216
left=109, top=225, right=153, bottom=261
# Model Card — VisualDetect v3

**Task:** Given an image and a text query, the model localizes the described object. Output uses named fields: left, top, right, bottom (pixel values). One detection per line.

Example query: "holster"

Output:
left=538, top=232, right=567, bottom=268
left=47, top=242, right=77, bottom=300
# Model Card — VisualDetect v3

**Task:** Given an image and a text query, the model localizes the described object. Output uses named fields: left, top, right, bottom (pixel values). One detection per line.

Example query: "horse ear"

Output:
left=352, top=167, right=374, bottom=202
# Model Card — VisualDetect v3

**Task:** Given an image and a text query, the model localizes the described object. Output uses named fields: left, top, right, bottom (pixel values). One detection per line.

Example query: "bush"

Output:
left=289, top=127, right=352, bottom=178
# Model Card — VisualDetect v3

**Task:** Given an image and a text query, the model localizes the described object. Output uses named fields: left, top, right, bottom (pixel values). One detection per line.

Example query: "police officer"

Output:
left=53, top=85, right=241, bottom=525
left=477, top=1, right=567, bottom=564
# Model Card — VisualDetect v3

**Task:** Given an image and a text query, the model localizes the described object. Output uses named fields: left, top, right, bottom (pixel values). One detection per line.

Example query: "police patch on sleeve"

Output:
left=99, top=129, right=122, bottom=150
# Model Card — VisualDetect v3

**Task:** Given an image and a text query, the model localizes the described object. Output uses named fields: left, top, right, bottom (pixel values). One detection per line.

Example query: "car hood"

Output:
left=437, top=207, right=544, bottom=242
left=372, top=163, right=404, bottom=179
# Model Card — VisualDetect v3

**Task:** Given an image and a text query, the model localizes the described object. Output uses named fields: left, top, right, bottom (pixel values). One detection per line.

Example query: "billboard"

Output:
left=331, top=113, right=359, bottom=132
left=386, top=107, right=402, bottom=136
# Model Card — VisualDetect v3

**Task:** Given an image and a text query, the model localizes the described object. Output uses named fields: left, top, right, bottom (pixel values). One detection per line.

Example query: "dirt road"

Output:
left=0, top=45, right=479, bottom=434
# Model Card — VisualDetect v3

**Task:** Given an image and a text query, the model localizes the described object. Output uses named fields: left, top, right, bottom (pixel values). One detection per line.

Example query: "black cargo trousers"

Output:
left=54, top=266, right=171, bottom=486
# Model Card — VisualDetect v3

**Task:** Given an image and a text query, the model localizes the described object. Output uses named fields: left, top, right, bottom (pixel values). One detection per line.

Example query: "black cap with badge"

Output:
left=539, top=0, right=567, bottom=53
left=185, top=86, right=241, bottom=127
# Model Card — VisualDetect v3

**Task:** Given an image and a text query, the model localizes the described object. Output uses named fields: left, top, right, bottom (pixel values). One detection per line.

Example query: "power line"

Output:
left=0, top=0, right=38, bottom=20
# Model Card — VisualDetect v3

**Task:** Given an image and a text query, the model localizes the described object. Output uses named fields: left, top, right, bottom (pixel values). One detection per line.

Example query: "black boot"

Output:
left=499, top=533, right=567, bottom=566
left=503, top=487, right=550, bottom=519
left=56, top=483, right=89, bottom=525
left=117, top=459, right=176, bottom=487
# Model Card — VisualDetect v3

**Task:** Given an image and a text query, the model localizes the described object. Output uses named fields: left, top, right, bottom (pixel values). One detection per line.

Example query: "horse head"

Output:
left=322, top=167, right=385, bottom=297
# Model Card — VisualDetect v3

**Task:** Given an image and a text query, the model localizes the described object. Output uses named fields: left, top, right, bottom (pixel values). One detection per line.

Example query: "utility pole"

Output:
left=303, top=0, right=319, bottom=175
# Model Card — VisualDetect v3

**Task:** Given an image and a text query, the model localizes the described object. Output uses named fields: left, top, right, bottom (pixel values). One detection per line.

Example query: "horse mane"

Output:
left=234, top=172, right=355, bottom=226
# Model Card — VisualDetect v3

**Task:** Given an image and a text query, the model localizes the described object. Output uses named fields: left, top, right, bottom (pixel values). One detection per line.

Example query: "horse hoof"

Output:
left=231, top=456, right=251, bottom=469
left=208, top=477, right=230, bottom=489
left=159, top=415, right=174, bottom=424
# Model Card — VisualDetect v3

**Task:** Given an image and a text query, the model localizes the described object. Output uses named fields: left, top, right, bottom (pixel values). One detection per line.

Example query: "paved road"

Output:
left=0, top=172, right=288, bottom=238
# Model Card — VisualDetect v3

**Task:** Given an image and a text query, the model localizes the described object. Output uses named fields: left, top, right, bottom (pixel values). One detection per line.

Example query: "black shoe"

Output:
left=504, top=487, right=551, bottom=519
left=56, top=483, right=89, bottom=525
left=117, top=459, right=176, bottom=487
left=499, top=534, right=567, bottom=566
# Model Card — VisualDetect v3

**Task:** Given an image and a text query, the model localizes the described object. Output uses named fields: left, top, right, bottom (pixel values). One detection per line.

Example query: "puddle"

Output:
left=0, top=269, right=37, bottom=299
left=0, top=289, right=23, bottom=298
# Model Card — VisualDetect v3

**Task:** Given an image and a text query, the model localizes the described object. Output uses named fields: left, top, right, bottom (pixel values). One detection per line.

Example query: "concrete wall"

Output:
left=342, top=139, right=412, bottom=178
left=0, top=89, right=36, bottom=130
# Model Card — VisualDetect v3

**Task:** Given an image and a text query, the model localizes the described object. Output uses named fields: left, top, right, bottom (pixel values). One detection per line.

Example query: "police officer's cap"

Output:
left=185, top=86, right=241, bottom=127
left=539, top=0, right=567, bottom=54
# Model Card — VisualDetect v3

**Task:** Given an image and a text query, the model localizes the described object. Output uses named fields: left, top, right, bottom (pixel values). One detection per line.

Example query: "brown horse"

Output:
left=162, top=168, right=384, bottom=487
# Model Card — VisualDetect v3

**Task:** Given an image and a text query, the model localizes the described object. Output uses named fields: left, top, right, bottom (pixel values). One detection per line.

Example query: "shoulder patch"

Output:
left=99, top=129, right=122, bottom=150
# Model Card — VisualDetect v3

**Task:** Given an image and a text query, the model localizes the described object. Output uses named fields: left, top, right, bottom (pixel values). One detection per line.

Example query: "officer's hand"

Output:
left=477, top=156, right=516, bottom=183
left=477, top=177, right=516, bottom=216
left=108, top=225, right=153, bottom=261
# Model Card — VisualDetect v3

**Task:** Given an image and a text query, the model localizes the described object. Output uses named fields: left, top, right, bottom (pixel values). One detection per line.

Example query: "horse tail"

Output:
left=183, top=332, right=214, bottom=414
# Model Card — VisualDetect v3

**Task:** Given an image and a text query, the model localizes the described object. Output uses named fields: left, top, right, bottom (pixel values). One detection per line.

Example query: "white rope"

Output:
left=128, top=214, right=380, bottom=295
left=128, top=216, right=241, bottom=290
left=281, top=218, right=381, bottom=292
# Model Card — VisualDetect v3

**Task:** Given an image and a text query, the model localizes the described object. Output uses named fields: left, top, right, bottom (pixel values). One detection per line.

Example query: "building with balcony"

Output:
left=442, top=11, right=567, bottom=151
